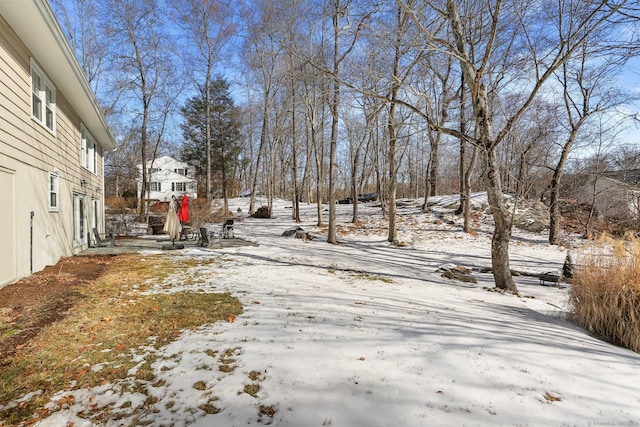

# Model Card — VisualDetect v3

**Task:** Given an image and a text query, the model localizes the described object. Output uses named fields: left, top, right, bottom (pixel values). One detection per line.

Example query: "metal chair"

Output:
left=222, top=219, right=234, bottom=239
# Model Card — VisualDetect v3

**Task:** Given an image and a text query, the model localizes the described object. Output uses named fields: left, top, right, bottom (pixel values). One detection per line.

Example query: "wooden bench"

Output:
left=538, top=273, right=561, bottom=286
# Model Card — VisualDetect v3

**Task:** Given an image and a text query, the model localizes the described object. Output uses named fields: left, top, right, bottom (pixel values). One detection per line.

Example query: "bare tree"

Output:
left=170, top=0, right=237, bottom=202
left=103, top=0, right=179, bottom=222
left=50, top=0, right=108, bottom=94
left=326, top=0, right=374, bottom=243
left=548, top=41, right=632, bottom=244
left=240, top=1, right=286, bottom=216
left=399, top=0, right=627, bottom=292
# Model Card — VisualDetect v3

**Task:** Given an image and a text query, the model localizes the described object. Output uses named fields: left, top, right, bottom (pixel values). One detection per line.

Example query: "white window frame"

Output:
left=49, top=172, right=59, bottom=212
left=173, top=182, right=186, bottom=191
left=150, top=182, right=161, bottom=192
left=81, top=126, right=97, bottom=173
left=30, top=59, right=56, bottom=134
left=175, top=168, right=187, bottom=176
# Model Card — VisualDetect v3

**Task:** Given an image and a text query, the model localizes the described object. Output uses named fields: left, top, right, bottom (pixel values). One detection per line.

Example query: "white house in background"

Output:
left=137, top=156, right=197, bottom=202
left=0, top=0, right=117, bottom=287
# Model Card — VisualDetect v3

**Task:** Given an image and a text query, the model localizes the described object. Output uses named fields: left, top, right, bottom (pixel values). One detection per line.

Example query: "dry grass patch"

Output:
left=570, top=236, right=640, bottom=353
left=346, top=269, right=393, bottom=284
left=259, top=404, right=277, bottom=418
left=0, top=254, right=242, bottom=426
left=243, top=383, right=260, bottom=398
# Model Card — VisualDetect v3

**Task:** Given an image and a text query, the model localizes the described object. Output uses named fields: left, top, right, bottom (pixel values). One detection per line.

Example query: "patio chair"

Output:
left=222, top=219, right=234, bottom=239
left=92, top=228, right=115, bottom=247
left=197, top=227, right=210, bottom=247
left=197, top=227, right=222, bottom=247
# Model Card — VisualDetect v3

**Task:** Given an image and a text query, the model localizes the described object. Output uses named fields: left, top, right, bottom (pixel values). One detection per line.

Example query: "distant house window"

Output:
left=49, top=172, right=59, bottom=211
left=31, top=60, right=56, bottom=133
left=175, top=168, right=187, bottom=176
left=81, top=127, right=97, bottom=173
left=172, top=182, right=186, bottom=191
left=150, top=182, right=161, bottom=192
left=148, top=168, right=160, bottom=174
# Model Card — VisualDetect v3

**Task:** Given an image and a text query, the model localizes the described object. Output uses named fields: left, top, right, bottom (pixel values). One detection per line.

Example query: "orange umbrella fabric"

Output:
left=178, top=194, right=189, bottom=223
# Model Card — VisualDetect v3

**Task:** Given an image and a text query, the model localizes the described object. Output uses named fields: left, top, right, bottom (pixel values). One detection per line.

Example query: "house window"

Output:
left=150, top=182, right=161, bottom=192
left=81, top=127, right=97, bottom=173
left=148, top=167, right=160, bottom=174
left=31, top=60, right=56, bottom=133
left=49, top=172, right=59, bottom=211
left=172, top=182, right=186, bottom=191
left=175, top=168, right=187, bottom=176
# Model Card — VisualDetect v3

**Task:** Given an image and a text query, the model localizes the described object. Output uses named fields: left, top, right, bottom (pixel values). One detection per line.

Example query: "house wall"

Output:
left=0, top=15, right=105, bottom=287
left=137, top=156, right=198, bottom=201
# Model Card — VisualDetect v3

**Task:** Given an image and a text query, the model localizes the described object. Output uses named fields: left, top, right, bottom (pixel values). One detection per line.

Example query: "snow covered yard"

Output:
left=34, top=197, right=640, bottom=426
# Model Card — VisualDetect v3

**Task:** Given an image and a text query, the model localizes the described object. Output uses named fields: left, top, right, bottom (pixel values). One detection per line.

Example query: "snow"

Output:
left=30, top=195, right=640, bottom=426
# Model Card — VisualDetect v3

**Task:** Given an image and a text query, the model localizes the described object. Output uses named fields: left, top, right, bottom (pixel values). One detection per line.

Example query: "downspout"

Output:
left=30, top=211, right=34, bottom=275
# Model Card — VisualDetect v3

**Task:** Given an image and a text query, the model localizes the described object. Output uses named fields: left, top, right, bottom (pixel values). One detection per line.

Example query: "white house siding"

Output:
left=0, top=9, right=114, bottom=287
left=137, top=156, right=198, bottom=202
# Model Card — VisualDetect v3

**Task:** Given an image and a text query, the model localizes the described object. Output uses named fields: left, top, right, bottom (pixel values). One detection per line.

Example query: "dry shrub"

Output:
left=570, top=235, right=640, bottom=353
left=105, top=196, right=137, bottom=212
left=187, top=199, right=223, bottom=229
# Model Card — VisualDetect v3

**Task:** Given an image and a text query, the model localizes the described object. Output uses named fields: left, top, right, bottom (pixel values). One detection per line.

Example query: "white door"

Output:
left=73, top=194, right=87, bottom=246
left=0, top=168, right=16, bottom=286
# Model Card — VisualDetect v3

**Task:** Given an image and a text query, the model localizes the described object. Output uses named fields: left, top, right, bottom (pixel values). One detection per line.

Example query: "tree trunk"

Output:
left=249, top=96, right=269, bottom=216
left=137, top=106, right=148, bottom=223
left=351, top=151, right=359, bottom=223
left=387, top=110, right=398, bottom=243
left=481, top=146, right=518, bottom=293
left=292, top=86, right=300, bottom=223
left=206, top=80, right=212, bottom=202
left=327, top=7, right=341, bottom=244
left=463, top=145, right=478, bottom=233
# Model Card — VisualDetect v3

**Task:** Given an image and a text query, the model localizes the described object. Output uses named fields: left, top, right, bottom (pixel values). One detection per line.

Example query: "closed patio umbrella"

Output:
left=178, top=194, right=189, bottom=223
left=163, top=196, right=182, bottom=243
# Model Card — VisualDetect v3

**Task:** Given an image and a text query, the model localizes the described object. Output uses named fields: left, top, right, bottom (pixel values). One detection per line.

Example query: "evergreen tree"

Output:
left=563, top=252, right=574, bottom=281
left=181, top=76, right=242, bottom=211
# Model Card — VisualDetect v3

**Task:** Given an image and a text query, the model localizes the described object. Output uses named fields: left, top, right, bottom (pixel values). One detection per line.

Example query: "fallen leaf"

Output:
left=544, top=392, right=561, bottom=402
left=55, top=395, right=75, bottom=406
left=228, top=314, right=236, bottom=323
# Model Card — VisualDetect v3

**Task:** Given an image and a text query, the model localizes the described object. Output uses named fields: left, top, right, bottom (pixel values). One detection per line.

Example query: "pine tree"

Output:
left=181, top=76, right=242, bottom=211
left=563, top=252, right=574, bottom=281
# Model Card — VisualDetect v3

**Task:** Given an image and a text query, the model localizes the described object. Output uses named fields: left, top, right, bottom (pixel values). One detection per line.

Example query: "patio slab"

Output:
left=78, top=236, right=257, bottom=256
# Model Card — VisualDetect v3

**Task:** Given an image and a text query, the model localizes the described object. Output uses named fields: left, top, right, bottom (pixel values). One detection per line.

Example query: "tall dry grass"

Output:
left=570, top=234, right=640, bottom=353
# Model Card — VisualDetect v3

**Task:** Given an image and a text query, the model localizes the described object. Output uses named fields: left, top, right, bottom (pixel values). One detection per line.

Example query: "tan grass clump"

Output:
left=569, top=234, right=640, bottom=353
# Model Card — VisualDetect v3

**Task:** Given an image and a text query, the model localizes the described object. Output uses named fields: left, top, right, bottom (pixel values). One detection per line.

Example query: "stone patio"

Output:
left=79, top=235, right=257, bottom=256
